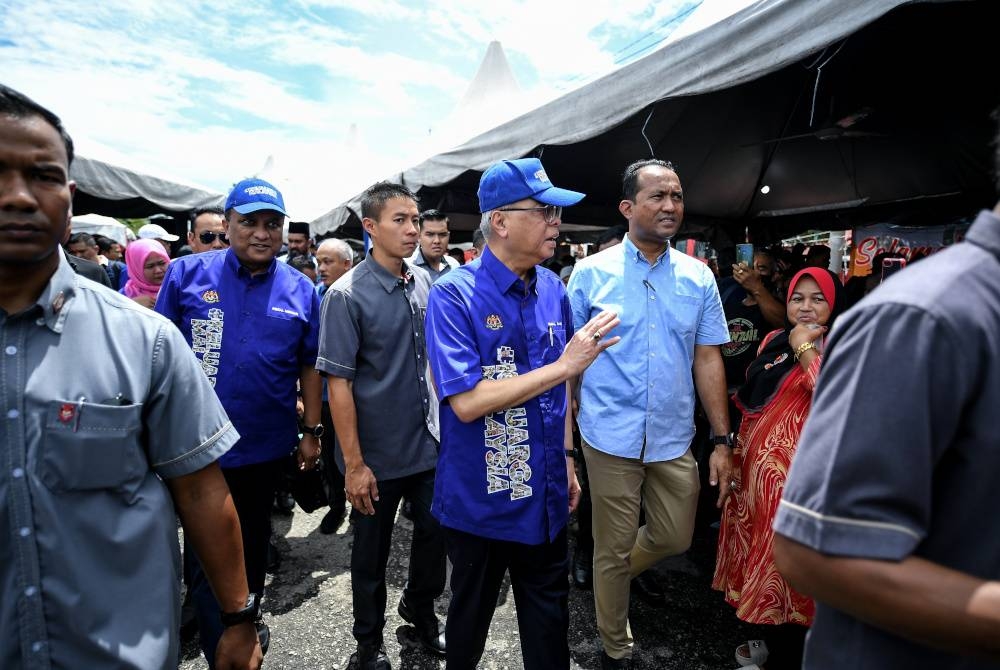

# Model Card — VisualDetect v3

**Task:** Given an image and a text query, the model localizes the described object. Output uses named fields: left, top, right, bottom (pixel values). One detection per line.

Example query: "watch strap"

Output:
left=220, top=593, right=260, bottom=628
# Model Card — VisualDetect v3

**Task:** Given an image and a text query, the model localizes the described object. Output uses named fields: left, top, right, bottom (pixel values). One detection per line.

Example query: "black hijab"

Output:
left=734, top=267, right=844, bottom=415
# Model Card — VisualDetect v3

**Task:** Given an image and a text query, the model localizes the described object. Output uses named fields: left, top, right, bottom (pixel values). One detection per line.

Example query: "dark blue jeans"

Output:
left=188, top=459, right=280, bottom=668
left=350, top=468, right=446, bottom=644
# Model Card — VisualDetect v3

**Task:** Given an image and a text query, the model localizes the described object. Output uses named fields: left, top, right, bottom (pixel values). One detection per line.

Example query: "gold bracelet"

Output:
left=794, top=341, right=817, bottom=361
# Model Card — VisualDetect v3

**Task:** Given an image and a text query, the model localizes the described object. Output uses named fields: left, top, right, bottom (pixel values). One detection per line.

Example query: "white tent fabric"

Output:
left=70, top=214, right=132, bottom=247
left=71, top=155, right=224, bottom=216
left=311, top=0, right=917, bottom=235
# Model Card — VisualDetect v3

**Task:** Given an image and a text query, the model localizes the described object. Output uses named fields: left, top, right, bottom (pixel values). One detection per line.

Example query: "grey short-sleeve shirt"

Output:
left=0, top=255, right=238, bottom=670
left=775, top=209, right=1000, bottom=670
left=316, top=254, right=439, bottom=480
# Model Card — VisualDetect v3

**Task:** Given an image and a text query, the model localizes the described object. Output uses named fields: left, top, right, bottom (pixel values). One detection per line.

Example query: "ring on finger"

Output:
left=593, top=330, right=603, bottom=341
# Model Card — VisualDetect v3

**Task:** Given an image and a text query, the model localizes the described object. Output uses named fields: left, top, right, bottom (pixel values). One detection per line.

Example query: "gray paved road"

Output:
left=179, top=503, right=755, bottom=670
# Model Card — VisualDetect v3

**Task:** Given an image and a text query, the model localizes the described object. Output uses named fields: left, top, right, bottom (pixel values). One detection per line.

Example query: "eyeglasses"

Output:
left=199, top=231, right=230, bottom=245
left=498, top=204, right=562, bottom=223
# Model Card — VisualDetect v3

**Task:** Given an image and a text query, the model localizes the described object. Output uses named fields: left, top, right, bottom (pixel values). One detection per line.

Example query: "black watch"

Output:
left=303, top=423, right=325, bottom=439
left=712, top=432, right=734, bottom=448
left=220, top=593, right=260, bottom=628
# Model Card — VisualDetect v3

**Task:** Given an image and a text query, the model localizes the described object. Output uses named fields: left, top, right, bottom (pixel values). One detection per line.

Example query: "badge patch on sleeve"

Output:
left=202, top=290, right=220, bottom=303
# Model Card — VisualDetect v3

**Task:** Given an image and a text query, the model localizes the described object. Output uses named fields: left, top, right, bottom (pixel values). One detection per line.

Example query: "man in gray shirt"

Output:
left=0, top=84, right=261, bottom=670
left=773, top=118, right=1000, bottom=668
left=318, top=182, right=446, bottom=670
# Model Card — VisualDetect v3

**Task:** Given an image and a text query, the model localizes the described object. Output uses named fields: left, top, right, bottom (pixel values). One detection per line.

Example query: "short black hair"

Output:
left=188, top=206, right=224, bottom=232
left=596, top=224, right=626, bottom=248
left=288, top=254, right=315, bottom=274
left=472, top=228, right=486, bottom=251
left=0, top=84, right=75, bottom=166
left=621, top=159, right=677, bottom=201
left=361, top=182, right=418, bottom=221
left=93, top=234, right=115, bottom=253
left=67, top=232, right=96, bottom=247
left=419, top=209, right=447, bottom=227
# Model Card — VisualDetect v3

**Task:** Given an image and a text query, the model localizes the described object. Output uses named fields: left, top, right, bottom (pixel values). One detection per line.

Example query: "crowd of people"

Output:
left=3, top=81, right=1000, bottom=670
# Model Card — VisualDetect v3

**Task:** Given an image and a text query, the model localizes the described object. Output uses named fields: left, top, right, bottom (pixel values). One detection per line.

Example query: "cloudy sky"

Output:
left=3, top=0, right=709, bottom=220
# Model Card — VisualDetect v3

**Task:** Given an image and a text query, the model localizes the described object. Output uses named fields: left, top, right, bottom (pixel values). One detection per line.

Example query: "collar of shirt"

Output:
left=480, top=245, right=537, bottom=296
left=622, top=233, right=669, bottom=268
left=224, top=247, right=277, bottom=279
left=364, top=250, right=416, bottom=294
left=966, top=209, right=1000, bottom=260
left=31, top=252, right=78, bottom=333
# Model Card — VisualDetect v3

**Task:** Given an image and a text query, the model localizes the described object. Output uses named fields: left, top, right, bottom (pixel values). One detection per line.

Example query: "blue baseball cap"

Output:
left=477, top=158, right=585, bottom=213
left=224, top=178, right=288, bottom=216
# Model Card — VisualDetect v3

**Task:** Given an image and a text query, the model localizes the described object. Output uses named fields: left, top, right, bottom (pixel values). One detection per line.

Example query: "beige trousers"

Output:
left=583, top=441, right=700, bottom=659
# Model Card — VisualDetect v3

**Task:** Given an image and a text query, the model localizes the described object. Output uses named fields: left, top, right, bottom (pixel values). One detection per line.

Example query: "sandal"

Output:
left=736, top=639, right=768, bottom=667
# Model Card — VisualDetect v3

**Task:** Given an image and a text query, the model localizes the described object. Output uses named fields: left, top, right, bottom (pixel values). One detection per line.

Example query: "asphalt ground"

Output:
left=178, top=491, right=758, bottom=670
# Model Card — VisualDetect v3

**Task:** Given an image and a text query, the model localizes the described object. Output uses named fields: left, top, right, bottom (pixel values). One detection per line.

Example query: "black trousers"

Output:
left=350, top=468, right=446, bottom=645
left=190, top=458, right=280, bottom=668
left=445, top=526, right=570, bottom=670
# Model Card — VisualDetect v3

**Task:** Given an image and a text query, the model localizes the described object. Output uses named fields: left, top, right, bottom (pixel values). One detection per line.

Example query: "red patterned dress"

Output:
left=712, top=333, right=818, bottom=626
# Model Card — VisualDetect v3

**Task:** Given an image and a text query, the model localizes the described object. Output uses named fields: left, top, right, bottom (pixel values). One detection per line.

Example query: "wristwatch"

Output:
left=712, top=432, right=734, bottom=448
left=220, top=593, right=260, bottom=628
left=303, top=423, right=325, bottom=439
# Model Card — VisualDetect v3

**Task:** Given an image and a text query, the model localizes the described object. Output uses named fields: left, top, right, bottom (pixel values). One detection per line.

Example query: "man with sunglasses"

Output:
left=156, top=178, right=322, bottom=669
left=188, top=207, right=229, bottom=253
left=426, top=158, right=620, bottom=670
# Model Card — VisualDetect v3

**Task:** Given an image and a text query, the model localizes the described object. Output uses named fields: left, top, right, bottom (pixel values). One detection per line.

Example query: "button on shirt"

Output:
left=156, top=248, right=320, bottom=468
left=568, top=236, right=729, bottom=462
left=0, top=255, right=238, bottom=670
left=316, top=253, right=439, bottom=480
left=426, top=246, right=574, bottom=544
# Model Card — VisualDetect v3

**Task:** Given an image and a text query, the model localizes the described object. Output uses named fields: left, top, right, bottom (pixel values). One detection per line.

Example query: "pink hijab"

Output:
left=123, top=239, right=170, bottom=299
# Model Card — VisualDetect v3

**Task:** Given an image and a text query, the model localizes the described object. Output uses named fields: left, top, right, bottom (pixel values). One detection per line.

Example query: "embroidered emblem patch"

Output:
left=485, top=314, right=503, bottom=330
left=58, top=403, right=76, bottom=424
left=202, top=290, right=220, bottom=303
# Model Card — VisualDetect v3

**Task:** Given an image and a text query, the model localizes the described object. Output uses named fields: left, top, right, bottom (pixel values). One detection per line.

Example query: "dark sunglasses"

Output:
left=199, top=231, right=229, bottom=245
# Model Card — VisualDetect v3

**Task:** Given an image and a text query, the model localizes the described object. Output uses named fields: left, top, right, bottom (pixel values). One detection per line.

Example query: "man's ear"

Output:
left=490, top=211, right=507, bottom=240
left=618, top=199, right=633, bottom=221
left=361, top=217, right=376, bottom=237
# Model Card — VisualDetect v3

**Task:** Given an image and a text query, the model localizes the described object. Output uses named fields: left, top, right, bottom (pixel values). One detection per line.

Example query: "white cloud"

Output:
left=2, top=0, right=691, bottom=220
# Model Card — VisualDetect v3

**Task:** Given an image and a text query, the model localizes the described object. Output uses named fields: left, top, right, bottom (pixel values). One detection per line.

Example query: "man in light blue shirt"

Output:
left=567, top=159, right=734, bottom=670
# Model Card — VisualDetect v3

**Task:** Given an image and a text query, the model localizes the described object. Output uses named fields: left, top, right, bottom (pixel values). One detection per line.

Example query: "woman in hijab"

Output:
left=713, top=267, right=843, bottom=670
left=122, top=238, right=170, bottom=308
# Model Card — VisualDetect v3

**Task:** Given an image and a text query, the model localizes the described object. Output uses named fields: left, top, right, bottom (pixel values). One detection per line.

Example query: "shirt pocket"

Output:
left=669, top=294, right=703, bottom=336
left=39, top=400, right=145, bottom=492
left=542, top=325, right=567, bottom=365
left=260, top=311, right=303, bottom=362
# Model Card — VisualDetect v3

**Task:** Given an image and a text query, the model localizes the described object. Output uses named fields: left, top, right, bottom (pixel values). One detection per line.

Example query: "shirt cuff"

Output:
left=774, top=499, right=922, bottom=561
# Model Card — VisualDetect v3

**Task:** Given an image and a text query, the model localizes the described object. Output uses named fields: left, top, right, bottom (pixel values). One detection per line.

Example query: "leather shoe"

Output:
left=399, top=498, right=414, bottom=521
left=397, top=597, right=446, bottom=656
left=600, top=650, right=634, bottom=669
left=348, top=642, right=391, bottom=670
left=572, top=547, right=593, bottom=590
left=320, top=505, right=345, bottom=534
left=273, top=490, right=295, bottom=515
left=631, top=570, right=666, bottom=607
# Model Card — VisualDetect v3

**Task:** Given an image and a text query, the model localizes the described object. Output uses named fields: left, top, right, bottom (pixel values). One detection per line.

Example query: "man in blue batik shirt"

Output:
left=156, top=178, right=322, bottom=669
left=425, top=158, right=620, bottom=670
